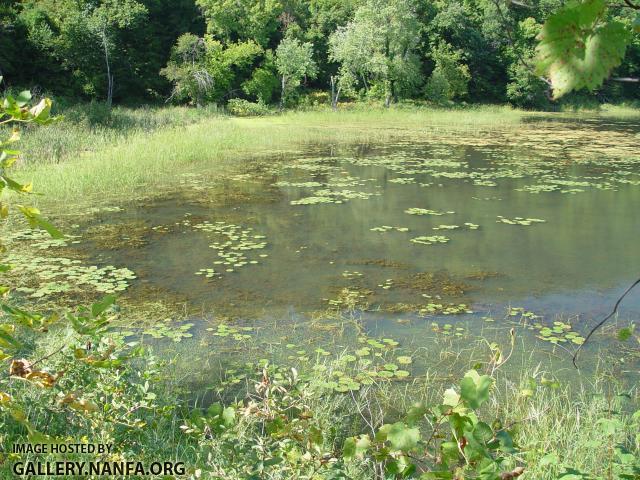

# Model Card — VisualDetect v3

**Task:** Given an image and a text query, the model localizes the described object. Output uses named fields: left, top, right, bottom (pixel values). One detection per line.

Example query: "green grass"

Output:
left=13, top=102, right=640, bottom=208
left=14, top=105, right=528, bottom=204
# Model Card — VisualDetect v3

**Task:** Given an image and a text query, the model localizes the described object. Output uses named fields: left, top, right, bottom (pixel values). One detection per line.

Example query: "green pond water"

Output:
left=8, top=115, right=640, bottom=379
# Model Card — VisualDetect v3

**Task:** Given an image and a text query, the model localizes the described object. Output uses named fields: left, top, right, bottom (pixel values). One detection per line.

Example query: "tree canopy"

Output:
left=2, top=0, right=638, bottom=107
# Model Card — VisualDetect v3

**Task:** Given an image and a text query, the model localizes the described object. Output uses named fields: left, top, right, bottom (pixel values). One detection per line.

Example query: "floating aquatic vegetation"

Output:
left=195, top=268, right=218, bottom=278
left=370, top=225, right=409, bottom=233
left=290, top=196, right=336, bottom=205
left=506, top=307, right=541, bottom=322
left=464, top=222, right=480, bottom=230
left=431, top=323, right=466, bottom=336
left=396, top=271, right=469, bottom=297
left=420, top=303, right=473, bottom=315
left=86, top=206, right=123, bottom=214
left=10, top=229, right=80, bottom=250
left=465, top=271, right=501, bottom=281
left=5, top=253, right=136, bottom=298
left=516, top=184, right=560, bottom=194
left=533, top=321, right=585, bottom=345
left=377, top=279, right=394, bottom=290
left=186, top=219, right=268, bottom=279
left=496, top=216, right=546, bottom=226
left=432, top=225, right=459, bottom=231
left=326, top=287, right=372, bottom=310
left=178, top=172, right=208, bottom=190
left=405, top=208, right=454, bottom=216
left=291, top=188, right=380, bottom=206
left=206, top=324, right=253, bottom=341
left=143, top=322, right=193, bottom=342
left=388, top=177, right=415, bottom=184
left=410, top=235, right=450, bottom=245
left=85, top=222, right=149, bottom=250
left=273, top=180, right=324, bottom=188
left=342, top=270, right=363, bottom=279
left=473, top=180, right=497, bottom=187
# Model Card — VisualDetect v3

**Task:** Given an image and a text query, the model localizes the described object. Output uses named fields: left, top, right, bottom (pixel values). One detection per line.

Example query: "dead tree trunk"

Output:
left=330, top=76, right=341, bottom=111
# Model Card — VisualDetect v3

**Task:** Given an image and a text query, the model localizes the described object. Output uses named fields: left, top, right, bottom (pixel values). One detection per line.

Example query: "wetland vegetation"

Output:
left=2, top=0, right=640, bottom=479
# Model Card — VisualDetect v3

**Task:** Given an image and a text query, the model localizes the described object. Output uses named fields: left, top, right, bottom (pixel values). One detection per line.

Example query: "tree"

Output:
left=505, top=17, right=550, bottom=109
left=328, top=0, right=422, bottom=107
left=19, top=0, right=147, bottom=104
left=162, top=34, right=262, bottom=106
left=87, top=0, right=148, bottom=106
left=275, top=37, right=317, bottom=108
left=424, top=41, right=470, bottom=102
left=242, top=50, right=280, bottom=104
left=195, top=0, right=284, bottom=48
left=161, top=33, right=213, bottom=106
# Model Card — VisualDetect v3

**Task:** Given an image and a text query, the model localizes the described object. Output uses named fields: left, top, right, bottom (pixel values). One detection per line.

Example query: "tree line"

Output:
left=2, top=0, right=639, bottom=109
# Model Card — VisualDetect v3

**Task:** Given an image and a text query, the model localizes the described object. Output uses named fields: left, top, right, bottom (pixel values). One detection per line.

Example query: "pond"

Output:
left=9, top=115, right=640, bottom=380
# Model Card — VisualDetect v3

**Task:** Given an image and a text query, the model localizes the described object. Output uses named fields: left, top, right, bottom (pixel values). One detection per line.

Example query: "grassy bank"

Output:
left=16, top=105, right=527, bottom=205
left=1, top=315, right=637, bottom=479
left=14, top=103, right=640, bottom=208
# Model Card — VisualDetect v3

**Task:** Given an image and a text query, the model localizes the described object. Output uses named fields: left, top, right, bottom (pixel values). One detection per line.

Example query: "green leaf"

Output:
left=263, top=457, right=283, bottom=467
left=386, top=422, right=420, bottom=451
left=91, top=295, right=116, bottom=317
left=0, top=328, right=21, bottom=350
left=29, top=98, right=52, bottom=123
left=443, top=388, right=460, bottom=407
left=16, top=91, right=32, bottom=107
left=460, top=370, right=493, bottom=409
left=343, top=434, right=371, bottom=460
left=221, top=406, right=235, bottom=426
left=536, top=0, right=630, bottom=99
left=16, top=205, right=63, bottom=238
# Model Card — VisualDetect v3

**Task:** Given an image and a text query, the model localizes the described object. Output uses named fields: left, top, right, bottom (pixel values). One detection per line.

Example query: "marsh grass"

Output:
left=14, top=103, right=640, bottom=208
left=15, top=105, right=530, bottom=207
left=494, top=370, right=639, bottom=479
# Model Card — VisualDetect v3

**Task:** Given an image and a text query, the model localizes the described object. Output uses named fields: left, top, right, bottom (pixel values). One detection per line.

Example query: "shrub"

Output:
left=226, top=98, right=272, bottom=117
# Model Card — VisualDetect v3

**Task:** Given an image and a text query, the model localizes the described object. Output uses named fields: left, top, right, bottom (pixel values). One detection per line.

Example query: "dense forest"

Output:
left=2, top=0, right=639, bottom=109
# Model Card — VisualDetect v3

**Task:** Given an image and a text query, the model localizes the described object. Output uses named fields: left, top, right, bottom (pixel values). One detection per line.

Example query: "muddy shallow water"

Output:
left=9, top=115, right=640, bottom=378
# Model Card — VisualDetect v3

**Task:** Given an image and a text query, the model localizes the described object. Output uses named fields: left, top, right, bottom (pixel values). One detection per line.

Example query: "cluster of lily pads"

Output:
left=206, top=324, right=253, bottom=341
left=312, top=337, right=413, bottom=393
left=419, top=303, right=473, bottom=315
left=496, top=216, right=546, bottom=226
left=532, top=321, right=585, bottom=345
left=7, top=253, right=136, bottom=298
left=432, top=224, right=459, bottom=231
left=431, top=322, right=466, bottom=336
left=187, top=219, right=268, bottom=279
left=326, top=287, right=371, bottom=310
left=410, top=235, right=450, bottom=246
left=291, top=188, right=380, bottom=205
left=143, top=322, right=194, bottom=342
left=405, top=207, right=454, bottom=216
left=370, top=225, right=409, bottom=233
left=341, top=270, right=363, bottom=279
left=9, top=229, right=80, bottom=250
